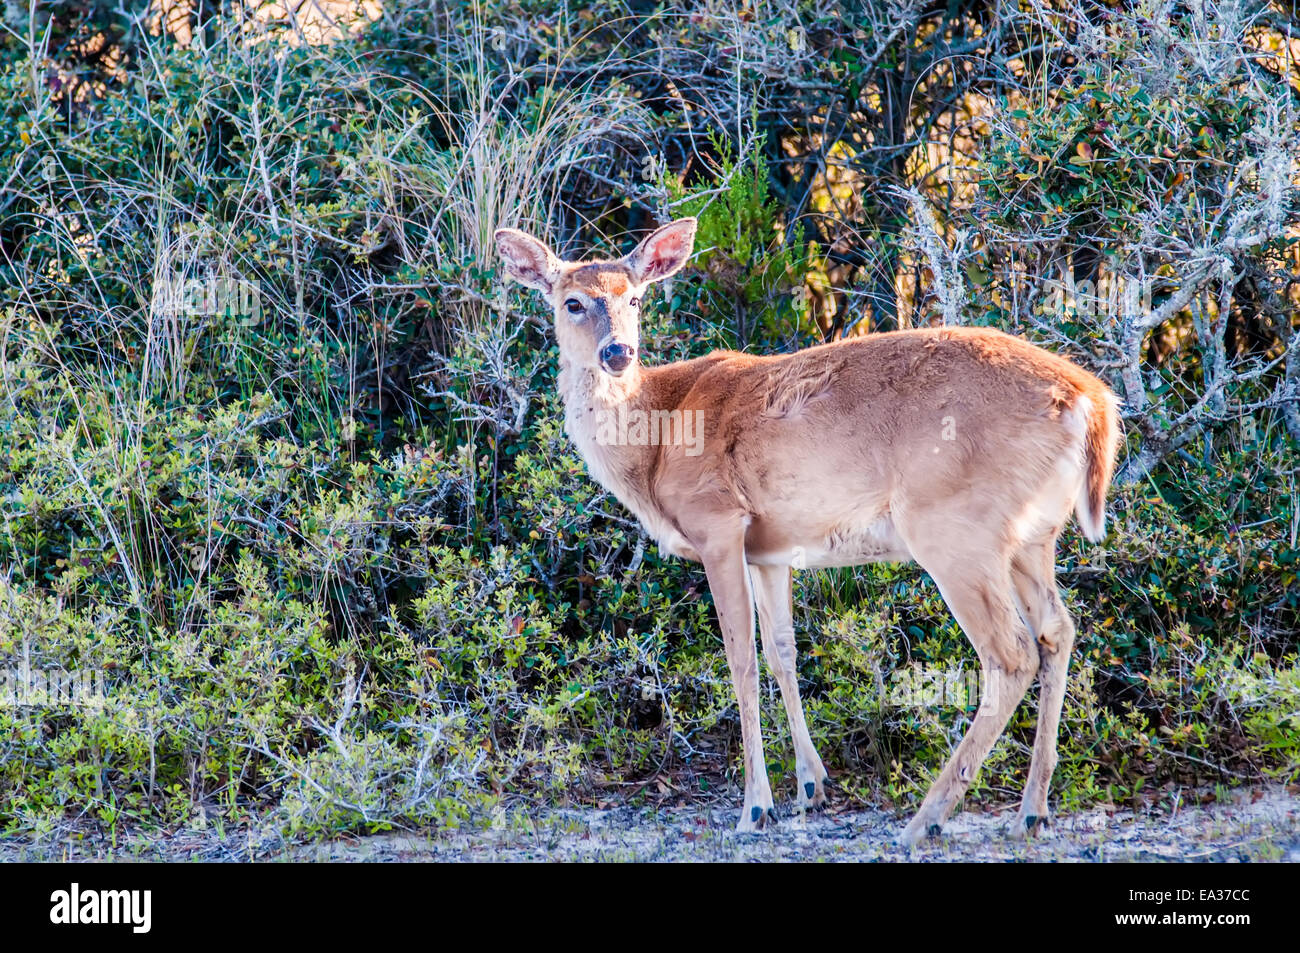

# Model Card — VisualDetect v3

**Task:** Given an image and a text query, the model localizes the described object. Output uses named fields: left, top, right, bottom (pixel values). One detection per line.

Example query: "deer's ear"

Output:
left=625, top=218, right=697, bottom=285
left=495, top=228, right=561, bottom=293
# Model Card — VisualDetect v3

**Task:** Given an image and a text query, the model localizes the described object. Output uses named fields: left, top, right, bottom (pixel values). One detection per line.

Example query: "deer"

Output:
left=494, top=217, right=1121, bottom=846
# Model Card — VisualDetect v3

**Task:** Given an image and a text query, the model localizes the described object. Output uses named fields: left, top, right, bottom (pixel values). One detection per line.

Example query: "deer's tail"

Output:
left=1074, top=390, right=1121, bottom=543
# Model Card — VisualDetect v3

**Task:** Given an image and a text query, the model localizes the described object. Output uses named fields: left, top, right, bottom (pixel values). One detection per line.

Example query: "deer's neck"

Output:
left=559, top=358, right=657, bottom=500
left=557, top=356, right=703, bottom=559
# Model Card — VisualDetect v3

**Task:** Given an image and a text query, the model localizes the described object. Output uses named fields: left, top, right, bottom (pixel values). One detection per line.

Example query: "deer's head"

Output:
left=494, top=218, right=697, bottom=379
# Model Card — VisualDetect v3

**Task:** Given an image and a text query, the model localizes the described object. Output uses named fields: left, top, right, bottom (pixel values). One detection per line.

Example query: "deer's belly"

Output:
left=746, top=511, right=912, bottom=568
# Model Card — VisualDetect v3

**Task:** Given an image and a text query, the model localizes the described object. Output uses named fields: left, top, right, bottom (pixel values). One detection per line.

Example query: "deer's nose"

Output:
left=600, top=342, right=635, bottom=373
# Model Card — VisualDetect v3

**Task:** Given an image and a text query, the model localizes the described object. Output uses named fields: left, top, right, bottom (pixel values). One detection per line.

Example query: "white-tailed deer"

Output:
left=495, top=218, right=1121, bottom=845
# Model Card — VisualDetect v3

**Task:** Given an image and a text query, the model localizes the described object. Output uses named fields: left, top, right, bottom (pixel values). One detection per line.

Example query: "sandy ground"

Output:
left=3, top=785, right=1297, bottom=862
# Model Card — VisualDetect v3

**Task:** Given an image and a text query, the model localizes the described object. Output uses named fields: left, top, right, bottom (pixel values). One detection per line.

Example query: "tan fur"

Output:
left=496, top=219, right=1122, bottom=844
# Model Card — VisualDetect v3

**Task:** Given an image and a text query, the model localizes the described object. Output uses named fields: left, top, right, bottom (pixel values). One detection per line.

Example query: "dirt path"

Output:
left=4, top=786, right=1297, bottom=862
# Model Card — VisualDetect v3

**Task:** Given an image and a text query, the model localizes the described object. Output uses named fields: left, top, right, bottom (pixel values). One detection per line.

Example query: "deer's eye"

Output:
left=629, top=297, right=641, bottom=308
left=565, top=298, right=584, bottom=316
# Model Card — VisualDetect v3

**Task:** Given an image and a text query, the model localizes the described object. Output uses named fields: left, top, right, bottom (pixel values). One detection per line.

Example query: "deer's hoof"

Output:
left=1006, top=808, right=1052, bottom=839
left=898, top=816, right=943, bottom=848
left=735, top=804, right=778, bottom=834
left=797, top=777, right=829, bottom=811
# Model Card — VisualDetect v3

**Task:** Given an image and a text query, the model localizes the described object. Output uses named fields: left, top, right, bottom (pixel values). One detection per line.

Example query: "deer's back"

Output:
left=647, top=326, right=1113, bottom=562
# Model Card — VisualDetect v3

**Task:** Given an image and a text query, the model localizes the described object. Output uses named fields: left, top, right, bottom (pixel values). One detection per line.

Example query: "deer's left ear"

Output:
left=625, top=218, right=697, bottom=285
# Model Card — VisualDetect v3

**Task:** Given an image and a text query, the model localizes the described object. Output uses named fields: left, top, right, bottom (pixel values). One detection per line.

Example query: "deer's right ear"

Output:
left=494, top=228, right=560, bottom=294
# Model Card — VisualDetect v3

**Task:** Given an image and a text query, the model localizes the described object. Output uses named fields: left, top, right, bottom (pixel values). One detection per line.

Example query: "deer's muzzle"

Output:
left=600, top=341, right=636, bottom=375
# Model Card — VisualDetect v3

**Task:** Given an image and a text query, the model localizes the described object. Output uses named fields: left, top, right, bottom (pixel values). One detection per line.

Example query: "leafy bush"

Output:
left=668, top=130, right=822, bottom=346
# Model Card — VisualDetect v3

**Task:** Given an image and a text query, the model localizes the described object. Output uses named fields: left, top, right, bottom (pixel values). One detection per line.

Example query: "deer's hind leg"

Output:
left=897, top=533, right=1038, bottom=848
left=1009, top=535, right=1076, bottom=834
left=750, top=563, right=829, bottom=810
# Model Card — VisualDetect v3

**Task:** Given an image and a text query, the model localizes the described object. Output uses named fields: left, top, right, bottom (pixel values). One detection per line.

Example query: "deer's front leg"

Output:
left=702, top=543, right=775, bottom=832
left=751, top=563, right=828, bottom=810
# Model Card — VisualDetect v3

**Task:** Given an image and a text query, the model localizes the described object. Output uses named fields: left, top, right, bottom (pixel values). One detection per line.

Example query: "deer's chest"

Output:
left=564, top=401, right=698, bottom=560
